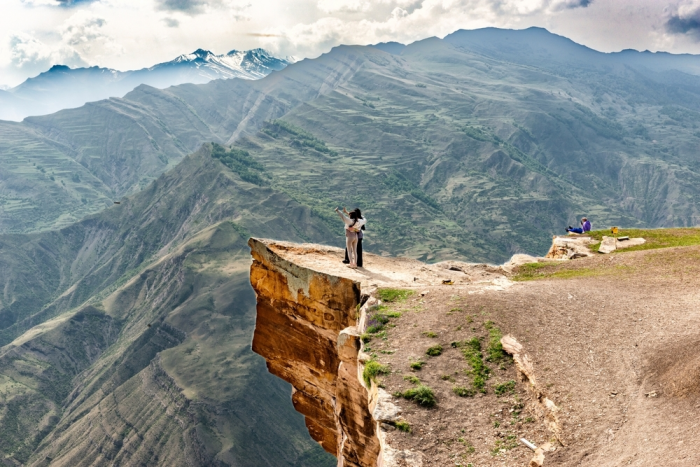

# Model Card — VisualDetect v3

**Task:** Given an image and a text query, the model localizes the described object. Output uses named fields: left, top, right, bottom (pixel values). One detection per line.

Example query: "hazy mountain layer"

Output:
left=0, top=49, right=291, bottom=122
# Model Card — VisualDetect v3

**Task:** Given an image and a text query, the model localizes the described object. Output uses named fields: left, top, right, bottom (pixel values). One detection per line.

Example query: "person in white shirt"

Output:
left=334, top=207, right=365, bottom=268
left=342, top=208, right=365, bottom=267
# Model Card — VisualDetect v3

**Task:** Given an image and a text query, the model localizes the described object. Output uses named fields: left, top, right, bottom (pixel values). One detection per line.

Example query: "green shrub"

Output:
left=394, top=420, right=411, bottom=432
left=453, top=386, right=475, bottom=397
left=422, top=331, right=437, bottom=338
left=363, top=361, right=389, bottom=387
left=211, top=143, right=267, bottom=186
left=361, top=333, right=371, bottom=343
left=409, top=360, right=424, bottom=370
left=377, top=288, right=414, bottom=302
left=426, top=345, right=443, bottom=357
left=397, top=385, right=436, bottom=407
left=403, top=375, right=420, bottom=384
left=494, top=380, right=516, bottom=396
left=264, top=120, right=339, bottom=156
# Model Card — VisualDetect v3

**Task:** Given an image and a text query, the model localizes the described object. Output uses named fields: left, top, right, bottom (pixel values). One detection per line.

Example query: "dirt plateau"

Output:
left=248, top=238, right=700, bottom=467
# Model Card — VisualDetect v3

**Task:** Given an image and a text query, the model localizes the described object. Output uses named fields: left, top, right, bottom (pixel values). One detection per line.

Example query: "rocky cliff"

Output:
left=248, top=238, right=511, bottom=466
left=249, top=233, right=700, bottom=467
left=249, top=238, right=381, bottom=465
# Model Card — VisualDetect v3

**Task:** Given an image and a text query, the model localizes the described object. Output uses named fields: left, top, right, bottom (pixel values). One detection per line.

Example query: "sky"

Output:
left=1, top=0, right=700, bottom=87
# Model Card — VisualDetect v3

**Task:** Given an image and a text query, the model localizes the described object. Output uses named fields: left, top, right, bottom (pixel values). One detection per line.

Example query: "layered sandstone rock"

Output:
left=545, top=236, right=596, bottom=259
left=249, top=238, right=380, bottom=466
left=248, top=238, right=515, bottom=466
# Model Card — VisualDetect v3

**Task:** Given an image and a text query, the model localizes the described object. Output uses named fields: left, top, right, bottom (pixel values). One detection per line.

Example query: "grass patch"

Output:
left=512, top=262, right=629, bottom=282
left=460, top=337, right=490, bottom=393
left=363, top=360, right=390, bottom=387
left=377, top=288, right=414, bottom=302
left=426, top=344, right=443, bottom=356
left=483, top=321, right=507, bottom=362
left=366, top=313, right=390, bottom=333
left=493, top=380, right=516, bottom=396
left=587, top=227, right=700, bottom=252
left=394, top=420, right=411, bottom=432
left=453, top=386, right=476, bottom=397
left=491, top=435, right=518, bottom=456
left=403, top=375, right=421, bottom=384
left=422, top=331, right=437, bottom=338
left=409, top=360, right=425, bottom=371
left=515, top=228, right=700, bottom=282
left=395, top=385, right=437, bottom=407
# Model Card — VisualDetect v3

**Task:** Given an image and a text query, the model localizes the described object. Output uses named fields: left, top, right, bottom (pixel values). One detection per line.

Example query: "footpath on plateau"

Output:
left=247, top=229, right=700, bottom=467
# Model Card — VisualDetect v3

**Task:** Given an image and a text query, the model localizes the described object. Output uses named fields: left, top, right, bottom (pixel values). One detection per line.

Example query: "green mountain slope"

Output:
left=0, top=147, right=338, bottom=465
left=0, top=46, right=368, bottom=233
left=3, top=28, right=700, bottom=240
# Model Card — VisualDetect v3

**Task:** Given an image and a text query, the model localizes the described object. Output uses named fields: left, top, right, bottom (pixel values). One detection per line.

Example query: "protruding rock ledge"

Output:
left=248, top=238, right=516, bottom=466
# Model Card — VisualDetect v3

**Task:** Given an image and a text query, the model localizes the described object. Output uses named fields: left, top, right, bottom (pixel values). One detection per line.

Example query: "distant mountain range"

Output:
left=0, top=48, right=293, bottom=121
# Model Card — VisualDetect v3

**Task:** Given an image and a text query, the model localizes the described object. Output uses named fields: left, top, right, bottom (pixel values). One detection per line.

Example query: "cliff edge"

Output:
left=249, top=234, right=700, bottom=467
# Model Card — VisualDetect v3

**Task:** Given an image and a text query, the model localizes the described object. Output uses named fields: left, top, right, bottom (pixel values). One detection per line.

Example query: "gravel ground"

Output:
left=369, top=245, right=700, bottom=466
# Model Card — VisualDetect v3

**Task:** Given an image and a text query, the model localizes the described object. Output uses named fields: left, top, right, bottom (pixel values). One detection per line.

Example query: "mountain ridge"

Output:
left=0, top=48, right=292, bottom=121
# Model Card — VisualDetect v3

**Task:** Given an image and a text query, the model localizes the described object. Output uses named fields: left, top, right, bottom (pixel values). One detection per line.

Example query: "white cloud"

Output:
left=9, top=32, right=86, bottom=70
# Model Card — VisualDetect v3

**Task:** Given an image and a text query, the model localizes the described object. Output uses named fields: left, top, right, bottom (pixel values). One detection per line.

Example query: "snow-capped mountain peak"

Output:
left=1, top=47, right=292, bottom=121
left=159, top=48, right=291, bottom=80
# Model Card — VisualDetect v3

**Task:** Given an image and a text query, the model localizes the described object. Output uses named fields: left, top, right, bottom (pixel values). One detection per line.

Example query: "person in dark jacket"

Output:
left=342, top=208, right=365, bottom=267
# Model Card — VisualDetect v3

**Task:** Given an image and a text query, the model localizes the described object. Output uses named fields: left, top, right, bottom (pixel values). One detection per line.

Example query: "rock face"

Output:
left=248, top=238, right=381, bottom=465
left=598, top=236, right=646, bottom=254
left=545, top=236, right=596, bottom=259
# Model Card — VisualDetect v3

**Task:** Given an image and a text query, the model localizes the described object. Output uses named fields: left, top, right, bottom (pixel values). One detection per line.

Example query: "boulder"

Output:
left=598, top=236, right=617, bottom=254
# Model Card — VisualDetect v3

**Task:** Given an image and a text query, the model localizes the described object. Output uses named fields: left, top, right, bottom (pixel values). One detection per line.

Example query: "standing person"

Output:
left=335, top=207, right=360, bottom=269
left=342, top=208, right=366, bottom=267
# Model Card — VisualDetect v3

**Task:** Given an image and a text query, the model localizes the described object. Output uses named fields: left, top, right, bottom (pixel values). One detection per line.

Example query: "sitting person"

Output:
left=566, top=217, right=591, bottom=234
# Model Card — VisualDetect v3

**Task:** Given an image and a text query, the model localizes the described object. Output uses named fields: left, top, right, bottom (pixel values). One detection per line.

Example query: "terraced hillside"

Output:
left=2, top=28, right=700, bottom=240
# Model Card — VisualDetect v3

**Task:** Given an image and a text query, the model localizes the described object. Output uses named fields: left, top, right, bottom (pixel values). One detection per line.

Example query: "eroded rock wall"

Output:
left=248, top=238, right=381, bottom=466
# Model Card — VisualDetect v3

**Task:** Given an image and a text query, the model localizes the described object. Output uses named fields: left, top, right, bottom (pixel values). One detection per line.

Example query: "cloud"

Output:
left=9, top=32, right=86, bottom=72
left=156, top=0, right=208, bottom=14
left=6, top=10, right=121, bottom=77
left=155, top=0, right=251, bottom=17
left=259, top=0, right=595, bottom=58
left=247, top=32, right=282, bottom=37
left=665, top=1, right=700, bottom=38
left=62, top=15, right=106, bottom=46
left=21, top=0, right=97, bottom=6
left=163, top=17, right=180, bottom=27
